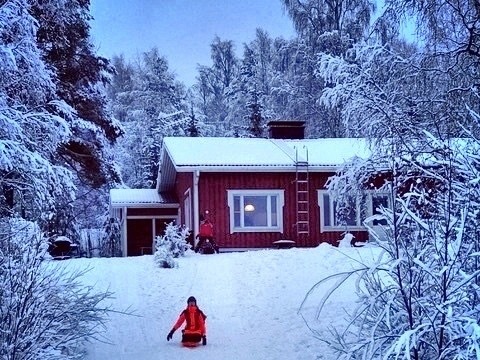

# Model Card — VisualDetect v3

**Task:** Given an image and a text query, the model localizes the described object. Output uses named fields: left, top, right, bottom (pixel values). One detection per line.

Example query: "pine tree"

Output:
left=154, top=222, right=190, bottom=268
left=108, top=54, right=135, bottom=123
left=0, top=0, right=75, bottom=226
left=187, top=104, right=200, bottom=137
left=108, top=49, right=186, bottom=188
left=0, top=3, right=113, bottom=355
left=30, top=0, right=123, bottom=188
left=247, top=88, right=263, bottom=137
left=241, top=45, right=264, bottom=137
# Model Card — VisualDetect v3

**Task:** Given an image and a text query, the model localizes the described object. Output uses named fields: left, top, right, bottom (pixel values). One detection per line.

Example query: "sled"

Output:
left=181, top=332, right=202, bottom=347
left=182, top=341, right=200, bottom=348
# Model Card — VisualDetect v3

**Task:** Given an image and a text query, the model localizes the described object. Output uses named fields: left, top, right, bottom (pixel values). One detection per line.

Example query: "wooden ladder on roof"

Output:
left=295, top=145, right=310, bottom=237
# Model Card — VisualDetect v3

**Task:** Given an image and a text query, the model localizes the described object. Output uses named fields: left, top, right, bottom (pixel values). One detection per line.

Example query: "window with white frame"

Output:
left=227, top=190, right=284, bottom=233
left=318, top=190, right=391, bottom=232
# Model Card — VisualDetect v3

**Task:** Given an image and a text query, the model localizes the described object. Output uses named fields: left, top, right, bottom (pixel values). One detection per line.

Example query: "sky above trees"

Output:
left=89, top=0, right=296, bottom=86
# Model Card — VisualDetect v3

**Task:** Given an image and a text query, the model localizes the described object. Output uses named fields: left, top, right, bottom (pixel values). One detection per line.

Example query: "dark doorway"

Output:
left=127, top=219, right=153, bottom=256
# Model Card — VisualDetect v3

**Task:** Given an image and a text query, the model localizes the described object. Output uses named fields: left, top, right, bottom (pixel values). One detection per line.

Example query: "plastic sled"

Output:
left=181, top=333, right=202, bottom=347
left=182, top=341, right=200, bottom=348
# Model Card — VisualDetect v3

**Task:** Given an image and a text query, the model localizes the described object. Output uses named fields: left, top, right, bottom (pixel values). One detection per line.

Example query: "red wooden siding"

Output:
left=177, top=171, right=369, bottom=249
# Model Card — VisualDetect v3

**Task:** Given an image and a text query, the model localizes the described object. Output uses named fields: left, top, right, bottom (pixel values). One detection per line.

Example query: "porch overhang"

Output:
left=109, top=188, right=179, bottom=208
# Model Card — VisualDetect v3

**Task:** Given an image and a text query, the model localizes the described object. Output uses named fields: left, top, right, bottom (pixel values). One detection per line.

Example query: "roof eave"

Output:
left=172, top=165, right=343, bottom=172
left=110, top=202, right=179, bottom=208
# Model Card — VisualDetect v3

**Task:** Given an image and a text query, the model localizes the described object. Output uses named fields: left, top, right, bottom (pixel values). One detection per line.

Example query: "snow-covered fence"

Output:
left=79, top=228, right=103, bottom=257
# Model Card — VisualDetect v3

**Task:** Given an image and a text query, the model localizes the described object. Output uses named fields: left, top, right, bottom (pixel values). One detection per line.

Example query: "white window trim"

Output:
left=317, top=190, right=391, bottom=233
left=227, top=189, right=284, bottom=233
left=183, top=188, right=192, bottom=232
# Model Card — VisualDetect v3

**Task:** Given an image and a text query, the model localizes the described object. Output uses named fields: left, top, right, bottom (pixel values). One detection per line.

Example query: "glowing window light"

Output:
left=244, top=204, right=255, bottom=212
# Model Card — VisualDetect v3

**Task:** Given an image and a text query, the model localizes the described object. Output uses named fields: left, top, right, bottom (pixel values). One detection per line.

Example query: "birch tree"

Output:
left=301, top=0, right=480, bottom=358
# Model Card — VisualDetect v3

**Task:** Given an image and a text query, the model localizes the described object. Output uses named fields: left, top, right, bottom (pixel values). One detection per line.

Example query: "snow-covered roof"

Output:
left=162, top=137, right=371, bottom=170
left=282, top=138, right=371, bottom=167
left=109, top=189, right=177, bottom=207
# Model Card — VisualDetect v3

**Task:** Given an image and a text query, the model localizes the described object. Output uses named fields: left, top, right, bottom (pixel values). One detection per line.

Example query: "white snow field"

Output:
left=72, top=244, right=380, bottom=360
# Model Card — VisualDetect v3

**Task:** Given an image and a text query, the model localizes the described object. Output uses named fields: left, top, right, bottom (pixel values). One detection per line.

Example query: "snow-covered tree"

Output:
left=277, top=0, right=375, bottom=137
left=100, top=215, right=122, bottom=257
left=282, top=0, right=374, bottom=47
left=108, top=48, right=187, bottom=188
left=0, top=218, right=112, bottom=359
left=302, top=0, right=480, bottom=357
left=182, top=87, right=217, bottom=137
left=240, top=44, right=266, bottom=137
left=30, top=0, right=123, bottom=188
left=108, top=54, right=135, bottom=123
left=0, top=0, right=122, bottom=244
left=154, top=222, right=191, bottom=268
left=195, top=37, right=239, bottom=135
left=0, top=0, right=75, bottom=230
left=223, top=43, right=265, bottom=138
left=309, top=133, right=480, bottom=359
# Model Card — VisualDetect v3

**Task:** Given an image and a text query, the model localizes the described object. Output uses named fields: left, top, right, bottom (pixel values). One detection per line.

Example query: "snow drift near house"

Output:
left=73, top=244, right=381, bottom=360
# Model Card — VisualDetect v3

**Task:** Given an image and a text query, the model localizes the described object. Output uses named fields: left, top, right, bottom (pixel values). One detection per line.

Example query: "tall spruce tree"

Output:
left=107, top=48, right=186, bottom=188
left=0, top=0, right=75, bottom=228
left=30, top=0, right=122, bottom=188
left=241, top=45, right=264, bottom=137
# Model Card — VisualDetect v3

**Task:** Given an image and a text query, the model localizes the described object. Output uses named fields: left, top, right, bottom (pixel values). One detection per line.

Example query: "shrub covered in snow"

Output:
left=154, top=222, right=191, bottom=268
left=100, top=216, right=122, bottom=257
left=0, top=218, right=112, bottom=359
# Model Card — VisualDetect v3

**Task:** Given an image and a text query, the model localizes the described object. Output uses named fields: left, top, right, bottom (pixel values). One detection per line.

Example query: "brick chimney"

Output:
left=267, top=120, right=305, bottom=139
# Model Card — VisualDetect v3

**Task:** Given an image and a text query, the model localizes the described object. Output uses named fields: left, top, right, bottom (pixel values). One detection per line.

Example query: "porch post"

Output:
left=122, top=207, right=128, bottom=257
left=193, top=170, right=200, bottom=247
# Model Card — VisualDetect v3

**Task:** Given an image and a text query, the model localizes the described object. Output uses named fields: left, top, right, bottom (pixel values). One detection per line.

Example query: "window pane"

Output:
left=270, top=196, right=278, bottom=226
left=234, top=213, right=241, bottom=227
left=372, top=195, right=388, bottom=214
left=372, top=195, right=388, bottom=225
left=323, top=194, right=331, bottom=226
left=244, top=196, right=267, bottom=227
left=360, top=194, right=368, bottom=225
left=333, top=199, right=339, bottom=226
left=344, top=201, right=357, bottom=226
left=335, top=197, right=357, bottom=226
left=234, top=196, right=240, bottom=212
left=234, top=196, right=241, bottom=227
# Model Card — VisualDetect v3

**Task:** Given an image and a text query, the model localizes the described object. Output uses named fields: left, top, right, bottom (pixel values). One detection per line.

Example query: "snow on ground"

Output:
left=67, top=244, right=381, bottom=360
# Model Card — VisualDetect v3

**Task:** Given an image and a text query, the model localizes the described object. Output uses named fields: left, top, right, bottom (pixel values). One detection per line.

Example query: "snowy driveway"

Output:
left=73, top=245, right=377, bottom=359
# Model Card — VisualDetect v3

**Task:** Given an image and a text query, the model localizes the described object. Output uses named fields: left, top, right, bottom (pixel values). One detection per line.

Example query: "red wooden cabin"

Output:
left=110, top=122, right=390, bottom=256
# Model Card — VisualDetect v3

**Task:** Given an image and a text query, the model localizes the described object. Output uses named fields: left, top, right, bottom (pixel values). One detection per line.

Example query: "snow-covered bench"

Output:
left=272, top=240, right=296, bottom=249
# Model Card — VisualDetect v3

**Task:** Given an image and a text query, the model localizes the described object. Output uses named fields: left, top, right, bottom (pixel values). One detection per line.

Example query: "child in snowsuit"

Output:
left=195, top=217, right=219, bottom=253
left=167, top=296, right=207, bottom=346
